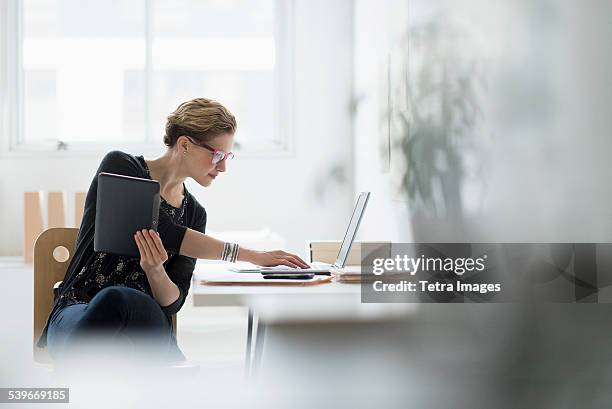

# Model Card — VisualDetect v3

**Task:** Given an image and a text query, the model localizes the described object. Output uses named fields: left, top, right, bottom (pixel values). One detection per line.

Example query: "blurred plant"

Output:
left=392, top=13, right=486, bottom=219
left=313, top=162, right=349, bottom=201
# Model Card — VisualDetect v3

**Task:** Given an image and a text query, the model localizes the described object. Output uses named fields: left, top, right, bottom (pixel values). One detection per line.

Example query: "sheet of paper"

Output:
left=199, top=272, right=333, bottom=286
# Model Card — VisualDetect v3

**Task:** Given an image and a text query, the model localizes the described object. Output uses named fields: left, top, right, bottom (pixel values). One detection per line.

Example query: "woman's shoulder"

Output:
left=186, top=192, right=206, bottom=217
left=98, top=150, right=147, bottom=177
left=100, top=150, right=141, bottom=166
left=185, top=192, right=207, bottom=231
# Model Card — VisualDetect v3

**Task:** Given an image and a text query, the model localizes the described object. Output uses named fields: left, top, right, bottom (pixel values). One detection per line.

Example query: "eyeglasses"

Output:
left=184, top=135, right=234, bottom=165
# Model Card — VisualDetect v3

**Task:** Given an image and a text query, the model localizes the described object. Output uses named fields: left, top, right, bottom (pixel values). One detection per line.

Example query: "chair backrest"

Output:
left=33, top=228, right=177, bottom=363
left=33, top=228, right=79, bottom=362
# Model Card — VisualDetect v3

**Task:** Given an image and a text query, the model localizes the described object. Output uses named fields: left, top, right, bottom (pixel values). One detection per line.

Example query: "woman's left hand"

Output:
left=134, top=229, right=168, bottom=276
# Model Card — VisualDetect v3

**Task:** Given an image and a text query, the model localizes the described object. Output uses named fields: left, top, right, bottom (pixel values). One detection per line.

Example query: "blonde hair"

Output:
left=164, top=98, right=237, bottom=147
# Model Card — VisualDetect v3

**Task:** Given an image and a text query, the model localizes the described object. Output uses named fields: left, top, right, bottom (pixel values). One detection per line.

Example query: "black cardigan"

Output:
left=37, top=150, right=207, bottom=348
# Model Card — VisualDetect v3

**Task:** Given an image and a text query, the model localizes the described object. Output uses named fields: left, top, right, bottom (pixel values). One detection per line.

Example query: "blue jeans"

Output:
left=47, top=286, right=185, bottom=364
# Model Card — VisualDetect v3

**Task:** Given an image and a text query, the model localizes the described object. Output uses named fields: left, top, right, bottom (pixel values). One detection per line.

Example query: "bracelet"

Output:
left=222, top=242, right=240, bottom=263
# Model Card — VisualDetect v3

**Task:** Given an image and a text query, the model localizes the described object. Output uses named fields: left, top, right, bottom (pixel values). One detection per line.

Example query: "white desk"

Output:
left=191, top=261, right=363, bottom=374
left=192, top=274, right=360, bottom=306
left=191, top=262, right=416, bottom=375
left=191, top=262, right=361, bottom=308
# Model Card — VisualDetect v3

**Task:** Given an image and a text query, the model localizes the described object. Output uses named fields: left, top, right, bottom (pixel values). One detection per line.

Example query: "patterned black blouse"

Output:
left=60, top=160, right=188, bottom=307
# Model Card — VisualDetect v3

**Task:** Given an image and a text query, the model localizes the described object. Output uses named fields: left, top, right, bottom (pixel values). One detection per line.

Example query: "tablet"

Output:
left=94, top=172, right=161, bottom=257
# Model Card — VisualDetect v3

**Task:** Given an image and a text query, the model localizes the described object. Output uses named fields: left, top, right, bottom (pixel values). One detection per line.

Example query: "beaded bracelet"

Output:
left=222, top=242, right=240, bottom=263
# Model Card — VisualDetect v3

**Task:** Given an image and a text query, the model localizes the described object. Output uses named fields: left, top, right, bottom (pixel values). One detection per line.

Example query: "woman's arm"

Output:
left=135, top=230, right=181, bottom=308
left=145, top=266, right=181, bottom=308
left=135, top=227, right=310, bottom=309
left=180, top=228, right=309, bottom=268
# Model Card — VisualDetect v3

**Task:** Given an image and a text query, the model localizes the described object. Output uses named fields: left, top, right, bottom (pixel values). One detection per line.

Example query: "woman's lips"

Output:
left=208, top=173, right=217, bottom=179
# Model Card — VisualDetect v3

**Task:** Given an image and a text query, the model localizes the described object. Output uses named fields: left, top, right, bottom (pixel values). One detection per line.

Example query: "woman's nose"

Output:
left=216, top=160, right=227, bottom=172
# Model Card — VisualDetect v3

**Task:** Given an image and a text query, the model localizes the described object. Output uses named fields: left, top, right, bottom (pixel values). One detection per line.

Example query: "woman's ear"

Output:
left=176, top=135, right=189, bottom=152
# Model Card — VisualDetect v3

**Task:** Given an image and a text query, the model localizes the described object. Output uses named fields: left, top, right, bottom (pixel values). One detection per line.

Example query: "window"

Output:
left=2, top=0, right=293, bottom=154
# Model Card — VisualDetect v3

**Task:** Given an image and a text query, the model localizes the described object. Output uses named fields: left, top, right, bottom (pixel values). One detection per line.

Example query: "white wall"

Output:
left=0, top=0, right=354, bottom=257
left=353, top=0, right=612, bottom=243
left=352, top=0, right=414, bottom=243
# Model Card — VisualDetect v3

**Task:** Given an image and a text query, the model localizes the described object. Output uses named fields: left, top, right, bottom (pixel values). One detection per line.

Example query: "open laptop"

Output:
left=231, top=192, right=370, bottom=275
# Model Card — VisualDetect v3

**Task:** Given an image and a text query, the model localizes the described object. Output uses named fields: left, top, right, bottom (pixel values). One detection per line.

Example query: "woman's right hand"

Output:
left=247, top=249, right=310, bottom=269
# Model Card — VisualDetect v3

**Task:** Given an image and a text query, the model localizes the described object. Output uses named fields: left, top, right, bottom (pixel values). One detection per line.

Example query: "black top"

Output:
left=37, top=150, right=207, bottom=348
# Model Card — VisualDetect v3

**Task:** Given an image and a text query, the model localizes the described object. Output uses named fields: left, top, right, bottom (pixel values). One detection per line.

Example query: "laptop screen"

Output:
left=334, top=192, right=370, bottom=268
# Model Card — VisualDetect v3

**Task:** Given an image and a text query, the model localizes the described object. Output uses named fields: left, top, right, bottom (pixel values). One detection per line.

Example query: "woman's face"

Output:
left=180, top=133, right=235, bottom=187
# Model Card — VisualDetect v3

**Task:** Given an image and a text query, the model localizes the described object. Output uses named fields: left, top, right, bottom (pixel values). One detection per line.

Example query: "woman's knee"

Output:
left=87, top=286, right=125, bottom=316
left=72, top=286, right=165, bottom=336
left=92, top=286, right=154, bottom=311
left=92, top=286, right=167, bottom=328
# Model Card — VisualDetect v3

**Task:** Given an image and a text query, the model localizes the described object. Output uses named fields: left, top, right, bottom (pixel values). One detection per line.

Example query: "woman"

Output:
left=38, top=98, right=309, bottom=364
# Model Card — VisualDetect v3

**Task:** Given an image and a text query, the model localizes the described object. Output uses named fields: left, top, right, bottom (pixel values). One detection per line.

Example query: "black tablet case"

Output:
left=94, top=172, right=160, bottom=257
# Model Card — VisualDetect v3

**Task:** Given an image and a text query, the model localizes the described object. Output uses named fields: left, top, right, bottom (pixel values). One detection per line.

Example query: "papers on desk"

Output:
left=199, top=272, right=333, bottom=286
left=331, top=266, right=363, bottom=283
left=331, top=266, right=408, bottom=283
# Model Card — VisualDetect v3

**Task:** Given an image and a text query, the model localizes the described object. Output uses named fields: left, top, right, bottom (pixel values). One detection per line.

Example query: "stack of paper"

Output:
left=199, top=272, right=333, bottom=286
left=330, top=266, right=365, bottom=283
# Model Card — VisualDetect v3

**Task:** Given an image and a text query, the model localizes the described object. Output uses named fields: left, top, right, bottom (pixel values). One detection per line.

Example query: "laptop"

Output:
left=231, top=192, right=370, bottom=275
left=95, top=172, right=161, bottom=257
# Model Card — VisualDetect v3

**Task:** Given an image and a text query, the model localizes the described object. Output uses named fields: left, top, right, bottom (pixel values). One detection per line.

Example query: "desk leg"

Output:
left=251, top=320, right=266, bottom=376
left=245, top=307, right=254, bottom=376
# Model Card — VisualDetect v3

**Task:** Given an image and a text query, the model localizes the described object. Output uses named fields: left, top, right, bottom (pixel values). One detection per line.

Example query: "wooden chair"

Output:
left=33, top=227, right=177, bottom=364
